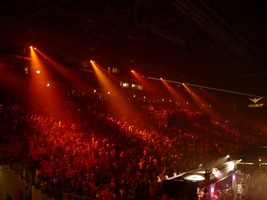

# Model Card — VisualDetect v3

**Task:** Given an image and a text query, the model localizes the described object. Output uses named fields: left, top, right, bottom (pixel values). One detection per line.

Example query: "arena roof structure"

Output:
left=0, top=0, right=267, bottom=96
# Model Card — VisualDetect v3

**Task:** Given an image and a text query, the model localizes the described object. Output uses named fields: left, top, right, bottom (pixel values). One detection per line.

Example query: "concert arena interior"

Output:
left=1, top=1, right=267, bottom=200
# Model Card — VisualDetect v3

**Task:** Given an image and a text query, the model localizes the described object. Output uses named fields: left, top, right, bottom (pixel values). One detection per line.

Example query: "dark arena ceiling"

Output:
left=1, top=0, right=267, bottom=97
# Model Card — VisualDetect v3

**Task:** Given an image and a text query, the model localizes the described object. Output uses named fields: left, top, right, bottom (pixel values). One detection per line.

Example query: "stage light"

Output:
left=210, top=187, right=214, bottom=194
left=36, top=70, right=41, bottom=74
left=184, top=174, right=205, bottom=181
left=212, top=168, right=221, bottom=178
left=30, top=46, right=37, bottom=50
left=232, top=174, right=236, bottom=181
left=227, top=161, right=235, bottom=171
left=24, top=67, right=29, bottom=74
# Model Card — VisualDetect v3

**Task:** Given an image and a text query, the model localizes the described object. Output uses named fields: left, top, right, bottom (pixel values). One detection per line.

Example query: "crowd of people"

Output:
left=1, top=92, right=267, bottom=200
